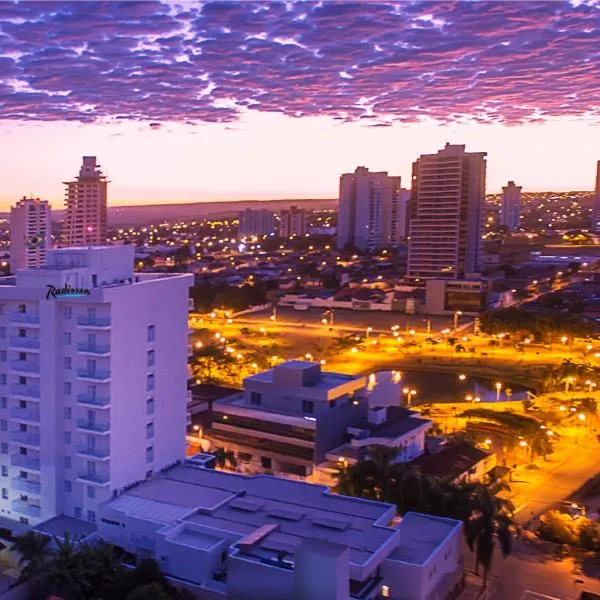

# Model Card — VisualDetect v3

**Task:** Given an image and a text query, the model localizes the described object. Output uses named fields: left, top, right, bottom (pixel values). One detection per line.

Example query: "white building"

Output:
left=0, top=246, right=192, bottom=527
left=238, top=209, right=275, bottom=237
left=337, top=167, right=405, bottom=251
left=592, top=161, right=600, bottom=233
left=9, top=198, right=51, bottom=272
left=95, top=461, right=464, bottom=600
left=407, top=144, right=486, bottom=279
left=500, top=181, right=522, bottom=231
left=279, top=206, right=307, bottom=238
left=62, top=156, right=108, bottom=247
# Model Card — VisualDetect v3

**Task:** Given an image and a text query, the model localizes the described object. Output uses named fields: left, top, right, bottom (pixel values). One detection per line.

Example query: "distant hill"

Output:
left=45, top=198, right=338, bottom=226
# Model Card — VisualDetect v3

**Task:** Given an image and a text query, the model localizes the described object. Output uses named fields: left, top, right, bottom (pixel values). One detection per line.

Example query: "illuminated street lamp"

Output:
left=453, top=310, right=462, bottom=330
left=561, top=335, right=568, bottom=345
left=495, top=382, right=502, bottom=402
left=466, top=394, right=473, bottom=402
left=458, top=374, right=466, bottom=381
left=578, top=413, right=586, bottom=422
left=519, top=440, right=528, bottom=448
left=351, top=347, right=358, bottom=354
left=559, top=405, right=567, bottom=412
left=402, top=388, right=417, bottom=406
left=366, top=326, right=373, bottom=338
left=564, top=376, right=575, bottom=393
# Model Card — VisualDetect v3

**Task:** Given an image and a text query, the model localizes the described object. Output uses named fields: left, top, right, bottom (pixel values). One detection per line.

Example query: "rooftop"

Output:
left=413, top=441, right=491, bottom=481
left=356, top=406, right=432, bottom=439
left=386, top=512, right=461, bottom=566
left=34, top=515, right=97, bottom=541
left=246, top=362, right=361, bottom=390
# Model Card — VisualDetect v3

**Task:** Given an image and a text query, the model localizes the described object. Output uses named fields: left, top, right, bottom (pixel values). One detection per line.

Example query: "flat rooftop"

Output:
left=246, top=365, right=361, bottom=390
left=104, top=462, right=398, bottom=567
left=386, top=512, right=461, bottom=566
left=34, top=515, right=97, bottom=541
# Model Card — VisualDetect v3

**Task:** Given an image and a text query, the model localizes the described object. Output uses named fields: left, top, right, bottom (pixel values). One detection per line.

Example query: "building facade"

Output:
left=238, top=209, right=275, bottom=238
left=337, top=167, right=405, bottom=251
left=62, top=157, right=108, bottom=247
left=10, top=198, right=51, bottom=272
left=593, top=161, right=600, bottom=233
left=407, top=144, right=487, bottom=279
left=500, top=181, right=522, bottom=231
left=0, top=246, right=192, bottom=527
left=279, top=206, right=307, bottom=238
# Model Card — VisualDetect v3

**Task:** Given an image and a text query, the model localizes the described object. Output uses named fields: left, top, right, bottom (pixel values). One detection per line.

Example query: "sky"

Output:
left=0, top=0, right=599, bottom=209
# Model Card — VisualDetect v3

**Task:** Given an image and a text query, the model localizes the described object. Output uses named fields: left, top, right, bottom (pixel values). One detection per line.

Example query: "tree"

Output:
left=213, top=448, right=238, bottom=470
left=13, top=531, right=52, bottom=582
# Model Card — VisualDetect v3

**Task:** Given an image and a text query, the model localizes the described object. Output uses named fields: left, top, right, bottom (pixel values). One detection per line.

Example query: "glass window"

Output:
left=146, top=422, right=154, bottom=439
left=1, top=466, right=7, bottom=477
left=147, top=324, right=155, bottom=342
left=250, top=392, right=261, bottom=405
left=64, top=382, right=72, bottom=395
left=146, top=398, right=154, bottom=415
left=302, top=400, right=314, bottom=414
left=145, top=446, right=153, bottom=463
left=64, top=480, right=72, bottom=493
left=64, top=357, right=72, bottom=370
left=64, top=407, right=72, bottom=420
left=87, top=486, right=95, bottom=499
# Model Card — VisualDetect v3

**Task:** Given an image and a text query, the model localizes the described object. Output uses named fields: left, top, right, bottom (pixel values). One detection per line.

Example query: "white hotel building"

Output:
left=0, top=245, right=192, bottom=527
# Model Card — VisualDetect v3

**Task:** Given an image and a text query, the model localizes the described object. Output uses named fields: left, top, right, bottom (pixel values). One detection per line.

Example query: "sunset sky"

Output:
left=1, top=0, right=599, bottom=209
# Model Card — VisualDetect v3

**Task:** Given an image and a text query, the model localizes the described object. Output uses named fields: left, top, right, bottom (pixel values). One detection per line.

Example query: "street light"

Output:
left=458, top=374, right=466, bottom=381
left=495, top=382, right=502, bottom=402
left=561, top=335, right=568, bottom=345
left=578, top=413, right=586, bottom=422
left=453, top=310, right=463, bottom=330
left=565, top=376, right=575, bottom=393
left=366, top=326, right=373, bottom=338
left=519, top=440, right=528, bottom=448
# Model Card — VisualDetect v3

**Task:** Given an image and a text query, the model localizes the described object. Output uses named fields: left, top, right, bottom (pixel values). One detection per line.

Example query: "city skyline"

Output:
left=1, top=0, right=599, bottom=208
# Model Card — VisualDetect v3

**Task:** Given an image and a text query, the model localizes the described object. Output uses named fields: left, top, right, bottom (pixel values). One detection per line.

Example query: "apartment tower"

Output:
left=10, top=198, right=51, bottom=272
left=592, top=161, right=600, bottom=233
left=279, top=206, right=307, bottom=238
left=0, top=246, right=192, bottom=527
left=337, top=167, right=405, bottom=251
left=62, top=157, right=108, bottom=247
left=500, top=181, right=522, bottom=231
left=407, top=144, right=487, bottom=279
left=238, top=208, right=275, bottom=237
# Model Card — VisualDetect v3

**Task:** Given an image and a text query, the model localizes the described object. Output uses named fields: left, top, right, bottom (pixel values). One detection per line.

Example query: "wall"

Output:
left=226, top=555, right=294, bottom=600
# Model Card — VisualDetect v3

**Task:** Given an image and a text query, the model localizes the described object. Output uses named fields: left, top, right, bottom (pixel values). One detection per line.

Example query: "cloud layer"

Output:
left=0, top=0, right=599, bottom=125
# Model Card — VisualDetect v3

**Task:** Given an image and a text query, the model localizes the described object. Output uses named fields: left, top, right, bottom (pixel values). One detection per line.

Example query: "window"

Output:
left=0, top=443, right=7, bottom=455
left=64, top=382, right=72, bottom=395
left=260, top=456, right=272, bottom=469
left=330, top=399, right=336, bottom=408
left=146, top=422, right=154, bottom=439
left=64, top=480, right=72, bottom=493
left=145, top=446, right=153, bottom=463
left=18, top=376, right=26, bottom=385
left=87, top=486, right=95, bottom=499
left=382, top=585, right=390, bottom=598
left=147, top=350, right=155, bottom=367
left=18, top=304, right=26, bottom=314
left=87, top=510, right=96, bottom=523
left=63, top=307, right=72, bottom=319
left=64, top=332, right=71, bottom=345
left=147, top=324, right=155, bottom=342
left=0, top=351, right=5, bottom=362
left=302, top=400, right=314, bottom=414
left=1, top=488, right=7, bottom=500
left=74, top=506, right=82, bottom=519
left=19, top=517, right=29, bottom=525
left=1, top=466, right=7, bottom=477
left=0, top=375, right=5, bottom=385
left=0, top=398, right=6, bottom=409
left=64, top=357, right=72, bottom=370
left=64, top=407, right=72, bottom=420
left=64, top=431, right=71, bottom=444
left=250, top=392, right=261, bottom=406
left=146, top=374, right=154, bottom=392
left=0, top=328, right=5, bottom=340
left=64, top=456, right=72, bottom=469
left=18, top=329, right=26, bottom=338
left=146, top=398, right=154, bottom=416
left=18, top=352, right=25, bottom=361
left=0, top=420, right=6, bottom=432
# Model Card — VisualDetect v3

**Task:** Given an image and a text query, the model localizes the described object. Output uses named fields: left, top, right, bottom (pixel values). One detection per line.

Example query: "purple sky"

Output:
left=1, top=0, right=599, bottom=208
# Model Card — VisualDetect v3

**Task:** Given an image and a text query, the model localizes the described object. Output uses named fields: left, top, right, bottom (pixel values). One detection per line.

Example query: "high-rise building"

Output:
left=10, top=197, right=51, bottom=271
left=337, top=167, right=405, bottom=251
left=238, top=208, right=275, bottom=237
left=62, top=157, right=108, bottom=247
left=592, top=161, right=600, bottom=232
left=500, top=181, right=522, bottom=231
left=0, top=245, right=192, bottom=526
left=407, top=144, right=487, bottom=279
left=279, top=206, right=307, bottom=238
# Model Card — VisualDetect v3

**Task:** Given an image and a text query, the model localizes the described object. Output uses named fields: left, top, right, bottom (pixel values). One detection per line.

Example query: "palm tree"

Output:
left=213, top=448, right=238, bottom=470
left=13, top=530, right=52, bottom=582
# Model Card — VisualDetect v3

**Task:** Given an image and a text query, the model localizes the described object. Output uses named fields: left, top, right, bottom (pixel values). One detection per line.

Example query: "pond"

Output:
left=367, top=370, right=533, bottom=407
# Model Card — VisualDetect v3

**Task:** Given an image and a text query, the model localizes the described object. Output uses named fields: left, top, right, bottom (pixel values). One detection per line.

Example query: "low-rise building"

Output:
left=95, top=460, right=464, bottom=600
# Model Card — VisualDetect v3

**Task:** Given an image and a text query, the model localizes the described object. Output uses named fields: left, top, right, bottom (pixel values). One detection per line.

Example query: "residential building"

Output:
left=423, top=278, right=488, bottom=315
left=500, top=181, right=522, bottom=231
left=279, top=206, right=307, bottom=238
left=62, top=156, right=108, bottom=247
left=337, top=167, right=405, bottom=251
left=203, top=361, right=431, bottom=483
left=0, top=245, right=192, bottom=527
left=9, top=197, right=51, bottom=272
left=593, top=161, right=600, bottom=233
left=94, top=460, right=464, bottom=600
left=407, top=144, right=487, bottom=279
left=238, top=209, right=275, bottom=237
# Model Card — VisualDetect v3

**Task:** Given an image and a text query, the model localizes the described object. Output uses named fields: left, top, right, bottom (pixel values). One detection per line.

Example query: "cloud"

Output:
left=0, top=0, right=598, bottom=125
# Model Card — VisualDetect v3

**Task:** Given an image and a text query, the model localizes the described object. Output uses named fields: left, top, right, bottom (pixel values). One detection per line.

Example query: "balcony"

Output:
left=8, top=312, right=40, bottom=327
left=9, top=384, right=40, bottom=400
left=76, top=394, right=110, bottom=408
left=10, top=431, right=40, bottom=447
left=77, top=343, right=111, bottom=356
left=77, top=471, right=110, bottom=485
left=11, top=499, right=41, bottom=518
left=11, top=477, right=41, bottom=495
left=8, top=361, right=40, bottom=376
left=8, top=337, right=40, bottom=351
left=77, top=316, right=111, bottom=329
left=76, top=419, right=110, bottom=434
left=11, top=454, right=40, bottom=471
left=10, top=407, right=40, bottom=423
left=76, top=369, right=111, bottom=382
left=76, top=445, right=110, bottom=460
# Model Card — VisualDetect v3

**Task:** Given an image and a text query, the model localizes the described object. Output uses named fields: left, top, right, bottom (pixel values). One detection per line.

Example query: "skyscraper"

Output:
left=592, top=161, right=600, bottom=233
left=238, top=208, right=275, bottom=237
left=337, top=167, right=404, bottom=251
left=279, top=206, right=307, bottom=238
left=62, top=156, right=108, bottom=247
left=10, top=197, right=51, bottom=271
left=500, top=181, right=522, bottom=231
left=0, top=246, right=192, bottom=526
left=407, top=144, right=487, bottom=279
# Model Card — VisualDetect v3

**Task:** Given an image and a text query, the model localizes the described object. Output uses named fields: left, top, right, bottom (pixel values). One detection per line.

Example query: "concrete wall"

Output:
left=226, top=555, right=294, bottom=600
